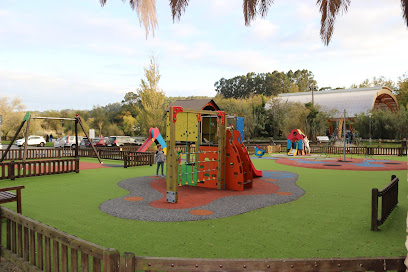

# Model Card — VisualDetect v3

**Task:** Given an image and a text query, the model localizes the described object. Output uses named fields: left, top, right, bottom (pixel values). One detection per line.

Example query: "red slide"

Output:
left=137, top=128, right=154, bottom=152
left=232, top=130, right=263, bottom=178
left=250, top=160, right=263, bottom=177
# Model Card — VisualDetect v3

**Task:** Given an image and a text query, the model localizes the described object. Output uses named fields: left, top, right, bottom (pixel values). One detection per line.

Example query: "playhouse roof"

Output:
left=167, top=99, right=220, bottom=111
left=273, top=86, right=398, bottom=118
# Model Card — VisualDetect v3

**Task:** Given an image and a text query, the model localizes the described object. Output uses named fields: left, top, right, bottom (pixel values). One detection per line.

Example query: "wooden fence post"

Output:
left=124, top=154, right=128, bottom=168
left=103, top=248, right=120, bottom=272
left=9, top=161, right=15, bottom=180
left=75, top=158, right=80, bottom=173
left=371, top=188, right=379, bottom=231
left=119, top=252, right=135, bottom=272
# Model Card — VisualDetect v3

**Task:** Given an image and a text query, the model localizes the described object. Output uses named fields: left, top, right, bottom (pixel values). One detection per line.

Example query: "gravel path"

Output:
left=100, top=170, right=304, bottom=222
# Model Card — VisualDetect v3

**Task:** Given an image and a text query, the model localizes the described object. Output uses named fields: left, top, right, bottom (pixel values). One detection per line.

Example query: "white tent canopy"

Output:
left=270, top=86, right=398, bottom=118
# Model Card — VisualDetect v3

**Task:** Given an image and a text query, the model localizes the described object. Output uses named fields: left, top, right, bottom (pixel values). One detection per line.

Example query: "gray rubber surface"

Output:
left=100, top=170, right=304, bottom=222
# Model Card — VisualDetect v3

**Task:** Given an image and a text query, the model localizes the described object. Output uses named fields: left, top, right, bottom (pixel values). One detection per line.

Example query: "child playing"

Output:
left=155, top=144, right=166, bottom=176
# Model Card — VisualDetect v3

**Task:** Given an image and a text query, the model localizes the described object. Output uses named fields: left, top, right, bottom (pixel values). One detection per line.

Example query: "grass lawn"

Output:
left=0, top=155, right=406, bottom=259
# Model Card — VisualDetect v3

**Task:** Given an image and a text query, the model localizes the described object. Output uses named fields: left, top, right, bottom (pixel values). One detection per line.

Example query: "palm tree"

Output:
left=100, top=0, right=408, bottom=45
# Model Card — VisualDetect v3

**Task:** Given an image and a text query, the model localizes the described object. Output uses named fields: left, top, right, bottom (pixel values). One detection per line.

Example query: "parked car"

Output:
left=106, top=136, right=136, bottom=147
left=80, top=137, right=106, bottom=148
left=93, top=137, right=106, bottom=147
left=15, top=136, right=46, bottom=147
left=80, top=137, right=91, bottom=148
left=54, top=136, right=83, bottom=148
left=132, top=136, right=146, bottom=146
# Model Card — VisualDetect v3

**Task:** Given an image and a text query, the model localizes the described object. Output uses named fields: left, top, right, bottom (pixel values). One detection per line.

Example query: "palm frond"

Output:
left=402, top=0, right=408, bottom=26
left=128, top=0, right=158, bottom=38
left=243, top=0, right=274, bottom=26
left=170, top=0, right=190, bottom=22
left=316, top=0, right=350, bottom=46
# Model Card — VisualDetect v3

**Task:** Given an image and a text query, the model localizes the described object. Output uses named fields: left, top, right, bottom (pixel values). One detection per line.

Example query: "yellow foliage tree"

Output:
left=135, top=56, right=166, bottom=136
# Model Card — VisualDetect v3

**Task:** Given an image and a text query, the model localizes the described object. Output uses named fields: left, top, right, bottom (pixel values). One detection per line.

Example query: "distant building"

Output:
left=269, top=86, right=398, bottom=137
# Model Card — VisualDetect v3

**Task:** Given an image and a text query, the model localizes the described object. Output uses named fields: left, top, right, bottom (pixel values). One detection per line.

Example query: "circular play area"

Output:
left=100, top=170, right=304, bottom=222
left=273, top=157, right=407, bottom=171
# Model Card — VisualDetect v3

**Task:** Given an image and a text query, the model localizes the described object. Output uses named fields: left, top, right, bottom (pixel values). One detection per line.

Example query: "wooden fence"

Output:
left=0, top=148, right=76, bottom=160
left=1, top=207, right=406, bottom=272
left=0, top=158, right=79, bottom=180
left=308, top=146, right=407, bottom=156
left=371, top=175, right=399, bottom=231
left=124, top=152, right=154, bottom=168
left=0, top=207, right=113, bottom=272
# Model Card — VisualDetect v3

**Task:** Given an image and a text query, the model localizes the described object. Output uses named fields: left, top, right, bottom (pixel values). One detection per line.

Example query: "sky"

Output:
left=0, top=0, right=408, bottom=111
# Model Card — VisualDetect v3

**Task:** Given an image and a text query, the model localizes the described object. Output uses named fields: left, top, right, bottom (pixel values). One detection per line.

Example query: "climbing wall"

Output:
left=166, top=112, right=200, bottom=142
left=197, top=146, right=219, bottom=189
left=225, top=130, right=245, bottom=191
left=231, top=130, right=253, bottom=189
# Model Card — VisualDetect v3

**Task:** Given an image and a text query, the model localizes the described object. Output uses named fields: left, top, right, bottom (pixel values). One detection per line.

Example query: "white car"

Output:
left=54, top=136, right=83, bottom=148
left=15, top=136, right=46, bottom=147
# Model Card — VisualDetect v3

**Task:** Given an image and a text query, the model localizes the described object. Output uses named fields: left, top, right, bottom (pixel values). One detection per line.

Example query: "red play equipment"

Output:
left=137, top=127, right=167, bottom=154
left=287, top=129, right=308, bottom=156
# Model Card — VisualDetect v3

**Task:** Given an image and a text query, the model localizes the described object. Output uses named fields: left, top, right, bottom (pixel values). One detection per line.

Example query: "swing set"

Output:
left=0, top=112, right=102, bottom=163
left=165, top=106, right=262, bottom=203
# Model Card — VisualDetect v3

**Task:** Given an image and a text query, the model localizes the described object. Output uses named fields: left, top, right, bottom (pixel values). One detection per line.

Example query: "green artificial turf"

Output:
left=1, top=156, right=407, bottom=259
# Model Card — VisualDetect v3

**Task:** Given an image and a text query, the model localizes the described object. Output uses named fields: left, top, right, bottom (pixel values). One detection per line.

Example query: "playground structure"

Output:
left=137, top=127, right=167, bottom=154
left=0, top=112, right=102, bottom=164
left=165, top=106, right=262, bottom=203
left=287, top=129, right=309, bottom=156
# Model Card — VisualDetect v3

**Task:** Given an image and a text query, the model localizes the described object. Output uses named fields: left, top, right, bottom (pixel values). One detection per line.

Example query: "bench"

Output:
left=317, top=136, right=330, bottom=143
left=0, top=186, right=25, bottom=214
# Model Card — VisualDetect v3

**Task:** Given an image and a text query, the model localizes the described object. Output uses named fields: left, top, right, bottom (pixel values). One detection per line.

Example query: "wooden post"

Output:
left=166, top=107, right=182, bottom=203
left=76, top=115, right=102, bottom=164
left=9, top=160, right=15, bottom=181
left=124, top=154, right=128, bottom=168
left=16, top=187, right=22, bottom=214
left=23, top=117, right=31, bottom=163
left=371, top=188, right=379, bottom=231
left=217, top=111, right=226, bottom=190
left=119, top=252, right=135, bottom=272
left=0, top=120, right=26, bottom=162
left=75, top=158, right=79, bottom=173
left=103, top=248, right=120, bottom=272
left=75, top=118, right=79, bottom=159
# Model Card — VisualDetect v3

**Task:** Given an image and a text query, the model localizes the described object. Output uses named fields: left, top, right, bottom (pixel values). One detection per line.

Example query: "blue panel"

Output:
left=298, top=139, right=303, bottom=149
left=236, top=117, right=244, bottom=141
left=287, top=140, right=292, bottom=150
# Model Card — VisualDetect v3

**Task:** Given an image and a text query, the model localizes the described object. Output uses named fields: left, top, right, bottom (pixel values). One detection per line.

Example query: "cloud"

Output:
left=0, top=69, right=131, bottom=111
left=251, top=19, right=279, bottom=40
left=169, top=23, right=202, bottom=38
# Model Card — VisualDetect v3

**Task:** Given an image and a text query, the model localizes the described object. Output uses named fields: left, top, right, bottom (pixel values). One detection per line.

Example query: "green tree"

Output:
left=135, top=56, right=166, bottom=135
left=122, top=113, right=138, bottom=136
left=396, top=73, right=408, bottom=109
left=0, top=97, right=26, bottom=140
left=91, top=106, right=109, bottom=137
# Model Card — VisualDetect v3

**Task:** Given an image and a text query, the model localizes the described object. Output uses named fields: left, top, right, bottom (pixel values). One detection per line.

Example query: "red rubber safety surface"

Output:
left=275, top=157, right=407, bottom=171
left=149, top=176, right=290, bottom=209
left=79, top=162, right=108, bottom=170
left=99, top=170, right=303, bottom=222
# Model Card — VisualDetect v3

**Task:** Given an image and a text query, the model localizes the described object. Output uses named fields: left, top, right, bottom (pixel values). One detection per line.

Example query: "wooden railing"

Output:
left=309, top=146, right=407, bottom=156
left=121, top=254, right=405, bottom=271
left=0, top=208, right=405, bottom=272
left=0, top=207, right=114, bottom=272
left=124, top=152, right=154, bottom=168
left=371, top=175, right=399, bottom=231
left=0, top=158, right=79, bottom=180
left=0, top=148, right=76, bottom=160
